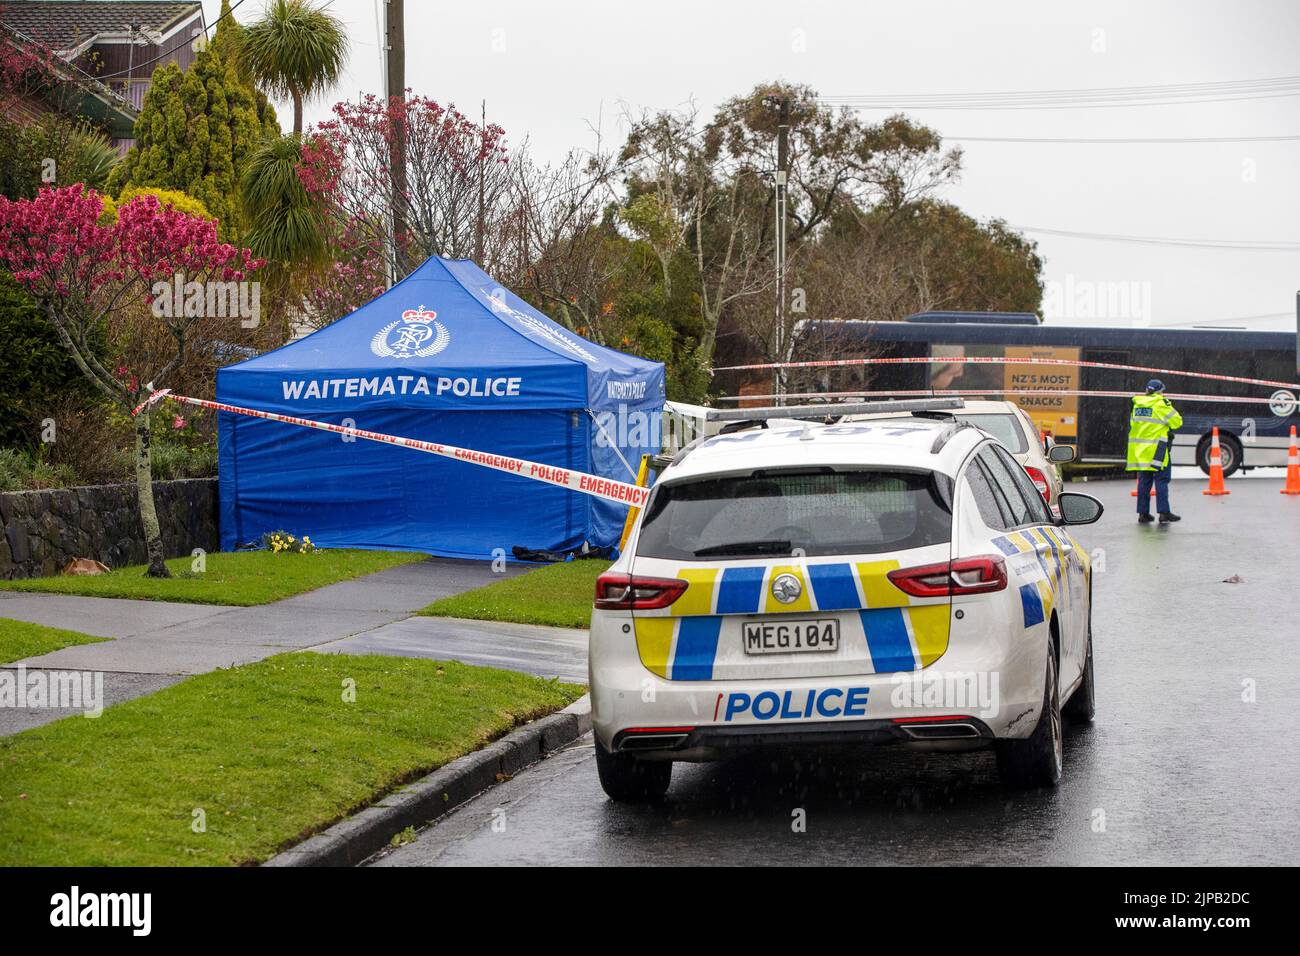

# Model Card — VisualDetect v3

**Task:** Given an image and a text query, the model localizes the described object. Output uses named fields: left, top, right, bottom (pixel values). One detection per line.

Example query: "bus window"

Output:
left=1080, top=349, right=1130, bottom=460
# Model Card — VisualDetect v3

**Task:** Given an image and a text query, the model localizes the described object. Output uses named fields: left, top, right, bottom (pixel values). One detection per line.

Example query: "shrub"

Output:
left=0, top=271, right=93, bottom=450
left=0, top=448, right=77, bottom=492
left=149, top=442, right=218, bottom=481
left=100, top=187, right=214, bottom=225
left=41, top=396, right=132, bottom=485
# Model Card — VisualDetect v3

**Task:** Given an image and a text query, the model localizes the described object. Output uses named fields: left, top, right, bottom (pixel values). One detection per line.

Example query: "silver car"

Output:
left=847, top=400, right=1075, bottom=512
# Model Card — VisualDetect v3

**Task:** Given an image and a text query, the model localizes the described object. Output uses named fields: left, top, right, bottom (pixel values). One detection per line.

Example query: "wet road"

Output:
left=375, top=476, right=1300, bottom=866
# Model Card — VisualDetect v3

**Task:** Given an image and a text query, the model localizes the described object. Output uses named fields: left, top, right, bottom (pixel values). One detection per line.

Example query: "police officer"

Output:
left=1127, top=379, right=1183, bottom=524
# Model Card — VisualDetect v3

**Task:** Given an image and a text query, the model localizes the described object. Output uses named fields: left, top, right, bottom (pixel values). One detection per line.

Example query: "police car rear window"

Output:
left=636, top=469, right=952, bottom=560
left=954, top=414, right=1028, bottom=453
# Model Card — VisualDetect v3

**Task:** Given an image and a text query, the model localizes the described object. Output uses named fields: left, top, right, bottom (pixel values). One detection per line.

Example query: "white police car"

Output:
left=588, top=399, right=1103, bottom=800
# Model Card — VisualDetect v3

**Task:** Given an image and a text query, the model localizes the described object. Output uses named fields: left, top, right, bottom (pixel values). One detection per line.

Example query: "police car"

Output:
left=588, top=399, right=1103, bottom=800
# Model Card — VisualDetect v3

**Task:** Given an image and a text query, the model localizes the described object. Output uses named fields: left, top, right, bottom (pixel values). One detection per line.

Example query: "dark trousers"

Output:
left=1136, top=464, right=1171, bottom=514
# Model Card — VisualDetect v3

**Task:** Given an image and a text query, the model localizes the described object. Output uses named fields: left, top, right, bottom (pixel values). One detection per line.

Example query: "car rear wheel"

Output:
left=996, top=641, right=1064, bottom=788
left=595, top=736, right=672, bottom=802
left=1063, top=617, right=1095, bottom=723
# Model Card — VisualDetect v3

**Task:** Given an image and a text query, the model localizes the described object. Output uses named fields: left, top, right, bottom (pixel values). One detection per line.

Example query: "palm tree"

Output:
left=240, top=0, right=348, bottom=135
left=242, top=133, right=324, bottom=268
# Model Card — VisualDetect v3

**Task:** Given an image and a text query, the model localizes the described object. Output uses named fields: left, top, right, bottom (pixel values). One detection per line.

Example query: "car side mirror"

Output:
left=1047, top=444, right=1076, bottom=463
left=1057, top=492, right=1103, bottom=525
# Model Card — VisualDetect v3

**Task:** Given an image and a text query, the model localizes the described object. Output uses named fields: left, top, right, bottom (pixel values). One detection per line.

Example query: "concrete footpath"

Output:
left=0, top=557, right=587, bottom=735
left=312, top=616, right=588, bottom=682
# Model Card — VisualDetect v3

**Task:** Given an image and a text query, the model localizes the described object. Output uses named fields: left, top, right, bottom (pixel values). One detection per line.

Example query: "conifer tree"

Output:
left=107, top=36, right=278, bottom=240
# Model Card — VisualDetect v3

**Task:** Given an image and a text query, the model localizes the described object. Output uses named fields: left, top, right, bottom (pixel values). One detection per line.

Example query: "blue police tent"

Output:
left=216, top=256, right=665, bottom=559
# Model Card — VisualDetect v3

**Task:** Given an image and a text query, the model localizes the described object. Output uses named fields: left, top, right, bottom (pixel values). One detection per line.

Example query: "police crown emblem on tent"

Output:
left=371, top=306, right=450, bottom=359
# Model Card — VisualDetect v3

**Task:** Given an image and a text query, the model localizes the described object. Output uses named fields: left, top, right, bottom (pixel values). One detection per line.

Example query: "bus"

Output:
left=793, top=311, right=1300, bottom=476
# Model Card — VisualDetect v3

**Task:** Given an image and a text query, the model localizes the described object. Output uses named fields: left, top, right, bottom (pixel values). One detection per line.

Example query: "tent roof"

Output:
left=226, top=256, right=655, bottom=376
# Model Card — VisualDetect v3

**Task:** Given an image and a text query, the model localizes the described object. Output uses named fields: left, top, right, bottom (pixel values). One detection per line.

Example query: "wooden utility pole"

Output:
left=773, top=94, right=791, bottom=398
left=385, top=0, right=408, bottom=281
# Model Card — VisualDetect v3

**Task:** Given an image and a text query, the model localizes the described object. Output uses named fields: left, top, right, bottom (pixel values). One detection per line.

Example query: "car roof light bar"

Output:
left=704, top=398, right=965, bottom=422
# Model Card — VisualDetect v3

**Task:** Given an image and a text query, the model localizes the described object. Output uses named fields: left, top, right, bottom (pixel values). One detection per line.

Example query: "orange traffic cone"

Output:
left=1203, top=426, right=1230, bottom=496
left=1282, top=426, right=1300, bottom=496
left=1130, top=476, right=1156, bottom=497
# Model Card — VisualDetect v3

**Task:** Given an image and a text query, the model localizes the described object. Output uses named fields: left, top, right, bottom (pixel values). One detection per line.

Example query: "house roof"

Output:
left=0, top=2, right=201, bottom=53
left=0, top=19, right=139, bottom=137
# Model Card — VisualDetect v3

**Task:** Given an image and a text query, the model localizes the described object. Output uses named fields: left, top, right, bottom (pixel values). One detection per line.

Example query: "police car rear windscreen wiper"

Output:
left=693, top=539, right=793, bottom=557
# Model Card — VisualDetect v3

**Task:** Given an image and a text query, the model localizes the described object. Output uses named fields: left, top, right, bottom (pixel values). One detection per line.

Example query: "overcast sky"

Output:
left=209, top=0, right=1299, bottom=331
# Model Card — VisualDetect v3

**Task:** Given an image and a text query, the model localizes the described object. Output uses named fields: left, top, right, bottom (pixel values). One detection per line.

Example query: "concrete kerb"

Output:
left=262, top=694, right=592, bottom=867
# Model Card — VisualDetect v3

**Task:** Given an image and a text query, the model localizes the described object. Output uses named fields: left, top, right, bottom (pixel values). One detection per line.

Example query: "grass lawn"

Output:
left=420, top=559, right=611, bottom=629
left=0, top=549, right=426, bottom=607
left=0, top=652, right=583, bottom=866
left=0, top=618, right=108, bottom=664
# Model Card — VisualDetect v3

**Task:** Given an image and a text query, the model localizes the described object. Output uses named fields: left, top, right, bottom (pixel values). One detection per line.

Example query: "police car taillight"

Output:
left=888, top=555, right=1007, bottom=597
left=1023, top=466, right=1051, bottom=503
left=594, top=572, right=688, bottom=610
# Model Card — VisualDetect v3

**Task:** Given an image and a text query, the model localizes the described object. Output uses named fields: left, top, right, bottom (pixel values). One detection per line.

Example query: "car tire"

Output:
left=1197, top=432, right=1242, bottom=477
left=595, top=736, right=672, bottom=802
left=1063, top=617, right=1095, bottom=724
left=996, top=640, right=1064, bottom=789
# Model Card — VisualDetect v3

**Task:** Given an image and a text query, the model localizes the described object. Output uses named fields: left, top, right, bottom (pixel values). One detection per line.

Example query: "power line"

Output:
left=829, top=76, right=1300, bottom=99
left=93, top=0, right=250, bottom=81
left=828, top=93, right=1300, bottom=111
left=947, top=133, right=1300, bottom=144
left=1013, top=225, right=1300, bottom=251
left=822, top=75, right=1300, bottom=110
left=824, top=75, right=1300, bottom=104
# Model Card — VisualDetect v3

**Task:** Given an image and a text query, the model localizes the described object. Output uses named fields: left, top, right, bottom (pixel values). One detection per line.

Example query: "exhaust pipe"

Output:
left=897, top=722, right=982, bottom=740
left=617, top=728, right=693, bottom=751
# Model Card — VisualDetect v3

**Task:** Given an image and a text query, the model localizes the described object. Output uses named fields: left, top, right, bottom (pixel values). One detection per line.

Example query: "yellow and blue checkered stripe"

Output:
left=991, top=527, right=1072, bottom=629
left=633, top=562, right=950, bottom=681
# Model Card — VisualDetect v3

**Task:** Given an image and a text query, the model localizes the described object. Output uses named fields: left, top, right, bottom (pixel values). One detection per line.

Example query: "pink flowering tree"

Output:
left=0, top=185, right=262, bottom=576
left=0, top=16, right=60, bottom=112
left=299, top=224, right=389, bottom=328
left=298, top=93, right=512, bottom=316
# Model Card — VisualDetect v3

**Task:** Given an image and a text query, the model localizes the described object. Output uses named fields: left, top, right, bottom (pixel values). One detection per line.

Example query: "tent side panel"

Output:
left=217, top=408, right=591, bottom=559
left=585, top=363, right=667, bottom=549
left=217, top=410, right=242, bottom=550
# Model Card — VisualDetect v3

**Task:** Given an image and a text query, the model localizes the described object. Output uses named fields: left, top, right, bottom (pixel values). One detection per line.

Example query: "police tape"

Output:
left=715, top=387, right=1297, bottom=407
left=131, top=390, right=651, bottom=509
left=710, top=354, right=1300, bottom=392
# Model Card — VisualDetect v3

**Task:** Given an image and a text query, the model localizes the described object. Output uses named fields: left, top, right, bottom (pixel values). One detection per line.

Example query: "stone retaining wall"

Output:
left=0, top=478, right=218, bottom=579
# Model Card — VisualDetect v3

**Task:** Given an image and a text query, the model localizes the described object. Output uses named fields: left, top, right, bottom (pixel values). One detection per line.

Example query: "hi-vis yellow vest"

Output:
left=1126, top=394, right=1183, bottom=471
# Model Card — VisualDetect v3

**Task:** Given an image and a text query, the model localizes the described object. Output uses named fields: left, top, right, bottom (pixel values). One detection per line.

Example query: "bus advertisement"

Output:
left=929, top=343, right=1082, bottom=443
